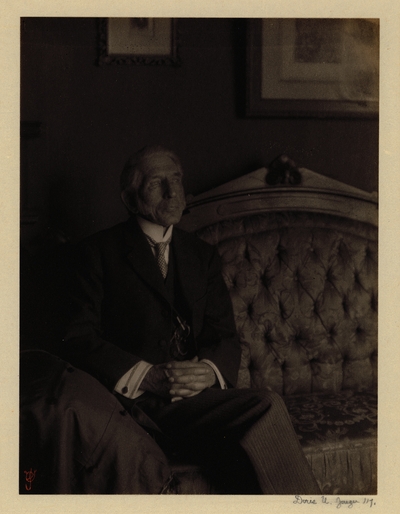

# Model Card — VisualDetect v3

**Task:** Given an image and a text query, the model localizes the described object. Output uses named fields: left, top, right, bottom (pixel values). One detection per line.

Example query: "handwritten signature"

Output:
left=293, top=496, right=376, bottom=508
left=24, top=468, right=37, bottom=491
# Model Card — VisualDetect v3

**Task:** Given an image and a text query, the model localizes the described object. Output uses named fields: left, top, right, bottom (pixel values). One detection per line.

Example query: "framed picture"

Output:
left=98, top=18, right=179, bottom=65
left=246, top=19, right=379, bottom=118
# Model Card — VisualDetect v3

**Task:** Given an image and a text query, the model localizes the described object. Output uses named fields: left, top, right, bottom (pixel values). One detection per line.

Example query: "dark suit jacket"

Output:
left=62, top=217, right=241, bottom=391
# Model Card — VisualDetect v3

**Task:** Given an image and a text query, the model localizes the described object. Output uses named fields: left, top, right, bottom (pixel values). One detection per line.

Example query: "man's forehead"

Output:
left=141, top=152, right=181, bottom=176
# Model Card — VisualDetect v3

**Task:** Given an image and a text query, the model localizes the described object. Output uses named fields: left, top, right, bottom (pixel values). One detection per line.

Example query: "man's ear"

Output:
left=121, top=190, right=138, bottom=213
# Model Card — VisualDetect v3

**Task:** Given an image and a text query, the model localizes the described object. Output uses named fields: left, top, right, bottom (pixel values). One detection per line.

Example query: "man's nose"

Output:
left=163, top=180, right=178, bottom=198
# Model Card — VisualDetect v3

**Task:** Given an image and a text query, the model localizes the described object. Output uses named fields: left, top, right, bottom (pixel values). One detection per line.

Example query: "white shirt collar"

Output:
left=136, top=216, right=173, bottom=243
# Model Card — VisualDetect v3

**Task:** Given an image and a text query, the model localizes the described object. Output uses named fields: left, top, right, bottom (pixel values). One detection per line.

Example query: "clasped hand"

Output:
left=141, top=356, right=216, bottom=402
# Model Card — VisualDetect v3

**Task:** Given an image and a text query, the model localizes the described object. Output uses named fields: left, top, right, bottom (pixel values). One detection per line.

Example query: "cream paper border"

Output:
left=1, top=1, right=399, bottom=513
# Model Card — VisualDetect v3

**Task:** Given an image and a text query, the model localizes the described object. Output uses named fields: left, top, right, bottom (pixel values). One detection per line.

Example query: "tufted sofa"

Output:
left=174, top=157, right=378, bottom=495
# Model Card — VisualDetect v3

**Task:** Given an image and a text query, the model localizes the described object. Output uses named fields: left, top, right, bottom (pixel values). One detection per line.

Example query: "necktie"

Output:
left=146, top=235, right=171, bottom=279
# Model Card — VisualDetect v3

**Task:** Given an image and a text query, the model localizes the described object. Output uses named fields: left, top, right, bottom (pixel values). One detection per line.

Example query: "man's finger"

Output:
left=169, top=367, right=210, bottom=378
left=170, top=387, right=203, bottom=398
left=170, top=381, right=207, bottom=394
left=169, top=373, right=208, bottom=385
left=166, top=360, right=204, bottom=370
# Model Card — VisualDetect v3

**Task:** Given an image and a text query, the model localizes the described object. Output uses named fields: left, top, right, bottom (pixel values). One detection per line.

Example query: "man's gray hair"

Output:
left=120, top=145, right=183, bottom=194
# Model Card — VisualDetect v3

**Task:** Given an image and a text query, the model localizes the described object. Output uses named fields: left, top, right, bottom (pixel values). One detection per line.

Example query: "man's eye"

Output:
left=148, top=180, right=161, bottom=189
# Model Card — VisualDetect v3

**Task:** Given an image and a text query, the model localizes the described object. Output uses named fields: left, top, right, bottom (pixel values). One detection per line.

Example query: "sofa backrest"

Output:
left=179, top=158, right=378, bottom=395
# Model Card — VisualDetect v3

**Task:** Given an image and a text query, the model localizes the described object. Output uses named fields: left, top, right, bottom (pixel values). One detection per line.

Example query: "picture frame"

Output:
left=98, top=18, right=179, bottom=66
left=246, top=18, right=379, bottom=118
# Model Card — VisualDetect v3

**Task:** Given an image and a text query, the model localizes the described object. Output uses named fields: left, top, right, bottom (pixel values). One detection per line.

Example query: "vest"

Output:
left=163, top=246, right=195, bottom=361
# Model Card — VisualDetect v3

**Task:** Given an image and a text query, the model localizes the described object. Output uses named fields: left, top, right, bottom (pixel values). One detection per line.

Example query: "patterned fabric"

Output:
left=285, top=391, right=377, bottom=451
left=146, top=234, right=171, bottom=279
left=284, top=390, right=377, bottom=494
left=155, top=242, right=169, bottom=278
left=197, top=212, right=378, bottom=396
left=285, top=390, right=377, bottom=449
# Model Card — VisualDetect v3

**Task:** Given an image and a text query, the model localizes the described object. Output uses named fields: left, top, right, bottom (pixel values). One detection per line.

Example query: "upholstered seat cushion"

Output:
left=284, top=390, right=377, bottom=495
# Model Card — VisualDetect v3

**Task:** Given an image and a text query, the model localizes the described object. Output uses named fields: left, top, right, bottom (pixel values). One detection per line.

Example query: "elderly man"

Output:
left=62, top=146, right=320, bottom=494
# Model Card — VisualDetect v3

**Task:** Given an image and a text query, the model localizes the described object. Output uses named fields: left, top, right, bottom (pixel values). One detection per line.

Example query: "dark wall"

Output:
left=21, top=17, right=378, bottom=243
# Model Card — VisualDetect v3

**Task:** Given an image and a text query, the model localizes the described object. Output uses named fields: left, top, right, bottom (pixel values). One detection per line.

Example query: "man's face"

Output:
left=134, top=152, right=186, bottom=227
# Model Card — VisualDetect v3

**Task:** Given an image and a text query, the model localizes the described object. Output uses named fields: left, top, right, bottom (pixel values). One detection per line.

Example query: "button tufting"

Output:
left=264, top=332, right=273, bottom=344
left=206, top=218, right=377, bottom=396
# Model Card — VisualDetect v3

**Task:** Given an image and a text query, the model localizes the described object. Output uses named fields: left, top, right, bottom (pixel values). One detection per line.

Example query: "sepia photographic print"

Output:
left=20, top=13, right=378, bottom=497
left=1, top=1, right=399, bottom=513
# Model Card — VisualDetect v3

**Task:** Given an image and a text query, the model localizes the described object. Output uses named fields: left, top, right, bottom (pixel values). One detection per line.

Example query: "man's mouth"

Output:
left=164, top=202, right=182, bottom=212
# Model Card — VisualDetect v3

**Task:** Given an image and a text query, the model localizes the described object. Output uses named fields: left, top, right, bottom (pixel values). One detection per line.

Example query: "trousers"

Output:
left=127, top=388, right=321, bottom=494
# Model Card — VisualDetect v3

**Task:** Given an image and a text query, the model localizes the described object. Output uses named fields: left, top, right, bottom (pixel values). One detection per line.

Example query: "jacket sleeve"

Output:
left=195, top=246, right=242, bottom=388
left=61, top=241, right=142, bottom=391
